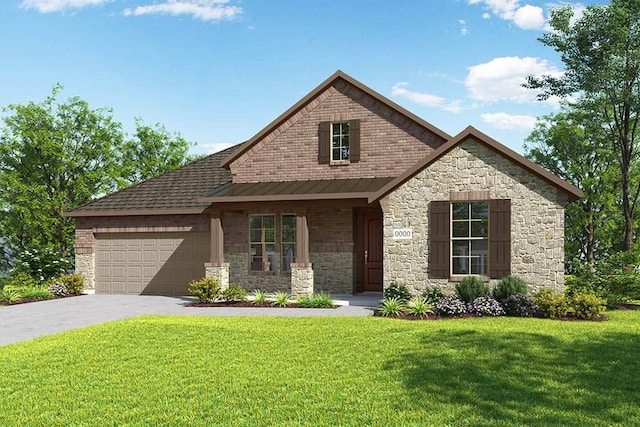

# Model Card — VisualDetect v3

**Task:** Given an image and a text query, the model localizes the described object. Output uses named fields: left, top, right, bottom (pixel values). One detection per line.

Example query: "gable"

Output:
left=227, top=73, right=448, bottom=183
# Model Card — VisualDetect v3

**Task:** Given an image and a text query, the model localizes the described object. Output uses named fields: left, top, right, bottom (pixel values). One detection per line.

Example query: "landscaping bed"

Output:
left=186, top=300, right=338, bottom=308
left=0, top=292, right=83, bottom=306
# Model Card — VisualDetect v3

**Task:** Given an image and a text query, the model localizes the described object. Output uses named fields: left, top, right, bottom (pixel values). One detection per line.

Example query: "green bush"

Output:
left=455, top=277, right=489, bottom=304
left=565, top=274, right=631, bottom=309
left=492, top=276, right=527, bottom=303
left=571, top=292, right=606, bottom=320
left=405, top=298, right=434, bottom=318
left=10, top=247, right=73, bottom=281
left=0, top=288, right=21, bottom=304
left=535, top=290, right=571, bottom=319
left=273, top=292, right=290, bottom=307
left=604, top=272, right=640, bottom=300
left=59, top=273, right=84, bottom=294
left=222, top=284, right=248, bottom=302
left=188, top=277, right=221, bottom=303
left=2, top=272, right=38, bottom=290
left=252, top=289, right=267, bottom=304
left=383, top=282, right=412, bottom=303
left=421, top=286, right=444, bottom=305
left=20, top=287, right=54, bottom=300
left=297, top=292, right=335, bottom=308
left=379, top=297, right=405, bottom=317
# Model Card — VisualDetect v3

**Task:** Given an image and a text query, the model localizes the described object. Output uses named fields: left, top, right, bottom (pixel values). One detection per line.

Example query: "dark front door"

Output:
left=363, top=213, right=383, bottom=292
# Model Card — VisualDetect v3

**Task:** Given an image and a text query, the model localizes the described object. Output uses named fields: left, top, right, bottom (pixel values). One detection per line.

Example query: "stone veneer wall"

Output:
left=384, top=139, right=566, bottom=295
left=75, top=253, right=95, bottom=290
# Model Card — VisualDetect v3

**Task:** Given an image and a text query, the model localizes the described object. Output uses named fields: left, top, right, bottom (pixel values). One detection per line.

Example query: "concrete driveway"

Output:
left=0, top=293, right=380, bottom=347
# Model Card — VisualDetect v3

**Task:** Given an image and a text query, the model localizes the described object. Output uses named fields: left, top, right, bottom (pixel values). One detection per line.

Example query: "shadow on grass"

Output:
left=384, top=326, right=640, bottom=425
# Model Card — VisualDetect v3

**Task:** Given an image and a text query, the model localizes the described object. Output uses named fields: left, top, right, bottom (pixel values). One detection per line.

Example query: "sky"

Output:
left=0, top=0, right=608, bottom=156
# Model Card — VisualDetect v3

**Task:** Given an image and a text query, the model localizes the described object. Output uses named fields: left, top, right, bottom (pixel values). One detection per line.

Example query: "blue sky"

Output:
left=0, top=0, right=607, bottom=155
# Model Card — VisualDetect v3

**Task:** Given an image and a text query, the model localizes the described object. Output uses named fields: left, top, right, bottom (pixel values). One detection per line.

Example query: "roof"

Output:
left=369, top=126, right=584, bottom=203
left=220, top=70, right=452, bottom=168
left=198, top=177, right=394, bottom=203
left=67, top=145, right=238, bottom=217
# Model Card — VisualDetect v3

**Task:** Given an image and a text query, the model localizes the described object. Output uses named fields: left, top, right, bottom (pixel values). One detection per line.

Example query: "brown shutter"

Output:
left=318, top=121, right=330, bottom=164
left=489, top=199, right=511, bottom=279
left=349, top=119, right=360, bottom=162
left=430, top=201, right=450, bottom=278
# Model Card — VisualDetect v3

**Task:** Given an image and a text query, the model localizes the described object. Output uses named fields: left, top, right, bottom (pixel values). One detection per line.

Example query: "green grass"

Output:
left=1, top=312, right=639, bottom=426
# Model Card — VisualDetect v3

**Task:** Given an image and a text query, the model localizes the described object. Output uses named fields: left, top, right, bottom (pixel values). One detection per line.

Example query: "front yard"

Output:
left=0, top=312, right=638, bottom=425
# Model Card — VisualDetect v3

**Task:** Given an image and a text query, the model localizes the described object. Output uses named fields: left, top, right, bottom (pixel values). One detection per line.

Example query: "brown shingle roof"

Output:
left=199, top=177, right=394, bottom=203
left=67, top=145, right=238, bottom=217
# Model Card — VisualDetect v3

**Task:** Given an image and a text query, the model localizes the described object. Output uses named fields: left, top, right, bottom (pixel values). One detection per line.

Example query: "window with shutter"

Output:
left=318, top=120, right=360, bottom=164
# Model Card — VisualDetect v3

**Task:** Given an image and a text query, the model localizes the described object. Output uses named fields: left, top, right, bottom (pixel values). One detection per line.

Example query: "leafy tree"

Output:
left=0, top=85, right=124, bottom=268
left=119, top=118, right=197, bottom=188
left=525, top=104, right=620, bottom=266
left=526, top=0, right=640, bottom=251
left=0, top=86, right=196, bottom=270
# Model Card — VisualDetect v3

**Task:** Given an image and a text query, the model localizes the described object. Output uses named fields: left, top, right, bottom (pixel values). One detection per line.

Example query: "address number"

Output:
left=393, top=228, right=412, bottom=240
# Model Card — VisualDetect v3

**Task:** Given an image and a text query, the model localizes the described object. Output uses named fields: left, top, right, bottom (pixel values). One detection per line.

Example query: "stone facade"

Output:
left=205, top=263, right=230, bottom=291
left=290, top=263, right=314, bottom=298
left=229, top=79, right=445, bottom=183
left=75, top=253, right=95, bottom=290
left=384, top=138, right=566, bottom=295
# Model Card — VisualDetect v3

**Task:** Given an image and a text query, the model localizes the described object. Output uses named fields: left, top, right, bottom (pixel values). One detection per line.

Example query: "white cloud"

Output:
left=391, top=82, right=461, bottom=113
left=465, top=56, right=562, bottom=104
left=468, top=0, right=547, bottom=30
left=198, top=141, right=235, bottom=154
left=458, top=19, right=469, bottom=36
left=481, top=112, right=537, bottom=130
left=20, top=0, right=108, bottom=13
left=124, top=0, right=241, bottom=22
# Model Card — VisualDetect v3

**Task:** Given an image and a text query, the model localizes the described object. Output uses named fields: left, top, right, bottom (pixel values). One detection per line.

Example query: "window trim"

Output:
left=281, top=213, right=297, bottom=273
left=248, top=213, right=297, bottom=275
left=249, top=213, right=276, bottom=273
left=330, top=121, right=351, bottom=163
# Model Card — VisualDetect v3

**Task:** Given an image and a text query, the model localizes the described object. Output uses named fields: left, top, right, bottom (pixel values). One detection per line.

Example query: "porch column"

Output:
left=290, top=211, right=314, bottom=298
left=205, top=209, right=229, bottom=290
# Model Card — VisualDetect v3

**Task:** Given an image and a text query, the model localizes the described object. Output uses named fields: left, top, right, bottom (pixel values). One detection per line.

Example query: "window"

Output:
left=451, top=202, right=489, bottom=275
left=249, top=214, right=275, bottom=272
left=331, top=122, right=350, bottom=161
left=281, top=214, right=297, bottom=272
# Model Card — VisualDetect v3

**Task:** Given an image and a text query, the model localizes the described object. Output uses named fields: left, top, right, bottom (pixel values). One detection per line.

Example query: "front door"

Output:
left=363, top=213, right=383, bottom=292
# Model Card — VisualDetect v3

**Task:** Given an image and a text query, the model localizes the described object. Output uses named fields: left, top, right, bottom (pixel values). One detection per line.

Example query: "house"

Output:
left=67, top=71, right=582, bottom=297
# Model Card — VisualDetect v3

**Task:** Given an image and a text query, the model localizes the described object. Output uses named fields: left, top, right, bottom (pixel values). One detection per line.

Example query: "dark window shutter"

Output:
left=430, top=201, right=450, bottom=278
left=349, top=119, right=360, bottom=162
left=489, top=199, right=511, bottom=279
left=318, top=121, right=330, bottom=164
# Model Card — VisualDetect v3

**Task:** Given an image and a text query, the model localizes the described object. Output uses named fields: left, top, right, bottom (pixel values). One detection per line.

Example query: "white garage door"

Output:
left=95, top=232, right=210, bottom=295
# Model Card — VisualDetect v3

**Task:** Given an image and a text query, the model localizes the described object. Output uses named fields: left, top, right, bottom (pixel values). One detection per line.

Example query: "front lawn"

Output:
left=0, top=312, right=639, bottom=425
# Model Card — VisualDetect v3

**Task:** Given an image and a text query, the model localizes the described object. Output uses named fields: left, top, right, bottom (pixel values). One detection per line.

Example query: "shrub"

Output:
left=379, top=297, right=405, bottom=317
left=59, top=273, right=84, bottom=294
left=383, top=282, right=412, bottom=303
left=421, top=286, right=444, bottom=305
left=188, top=277, right=221, bottom=303
left=565, top=274, right=628, bottom=309
left=435, top=295, right=468, bottom=317
left=222, top=284, right=248, bottom=302
left=468, top=297, right=505, bottom=317
left=406, top=297, right=434, bottom=318
left=2, top=272, right=38, bottom=290
left=273, top=292, right=290, bottom=307
left=297, top=292, right=334, bottom=308
left=10, top=247, right=73, bottom=281
left=571, top=292, right=607, bottom=320
left=252, top=289, right=267, bottom=304
left=502, top=294, right=539, bottom=317
left=47, top=282, right=68, bottom=297
left=20, top=287, right=54, bottom=300
left=492, top=276, right=528, bottom=303
left=0, top=289, right=21, bottom=304
left=455, top=277, right=489, bottom=304
left=535, top=290, right=571, bottom=319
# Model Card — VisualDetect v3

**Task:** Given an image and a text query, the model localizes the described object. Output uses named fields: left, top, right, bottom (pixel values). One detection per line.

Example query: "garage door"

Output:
left=95, top=232, right=210, bottom=295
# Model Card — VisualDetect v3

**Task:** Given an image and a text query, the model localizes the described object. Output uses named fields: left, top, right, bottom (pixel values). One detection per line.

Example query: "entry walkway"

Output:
left=0, top=293, right=382, bottom=347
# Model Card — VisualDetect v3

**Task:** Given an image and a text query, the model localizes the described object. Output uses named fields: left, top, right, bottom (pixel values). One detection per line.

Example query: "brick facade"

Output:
left=229, top=79, right=445, bottom=183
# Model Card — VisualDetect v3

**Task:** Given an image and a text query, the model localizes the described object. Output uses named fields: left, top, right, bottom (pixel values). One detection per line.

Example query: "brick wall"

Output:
left=229, top=79, right=445, bottom=183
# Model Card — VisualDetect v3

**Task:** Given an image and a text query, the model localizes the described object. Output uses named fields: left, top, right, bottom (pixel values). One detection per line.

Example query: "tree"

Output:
left=0, top=86, right=196, bottom=272
left=119, top=118, right=197, bottom=188
left=525, top=104, right=620, bottom=266
left=525, top=0, right=640, bottom=251
left=0, top=85, right=124, bottom=268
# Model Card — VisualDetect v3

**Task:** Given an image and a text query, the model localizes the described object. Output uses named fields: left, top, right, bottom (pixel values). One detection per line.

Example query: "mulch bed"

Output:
left=615, top=303, right=640, bottom=310
left=186, top=301, right=338, bottom=309
left=0, top=293, right=85, bottom=306
left=372, top=310, right=609, bottom=321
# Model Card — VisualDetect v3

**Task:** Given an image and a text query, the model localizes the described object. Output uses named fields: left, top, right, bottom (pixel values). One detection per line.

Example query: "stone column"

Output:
left=290, top=211, right=313, bottom=298
left=205, top=209, right=229, bottom=290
